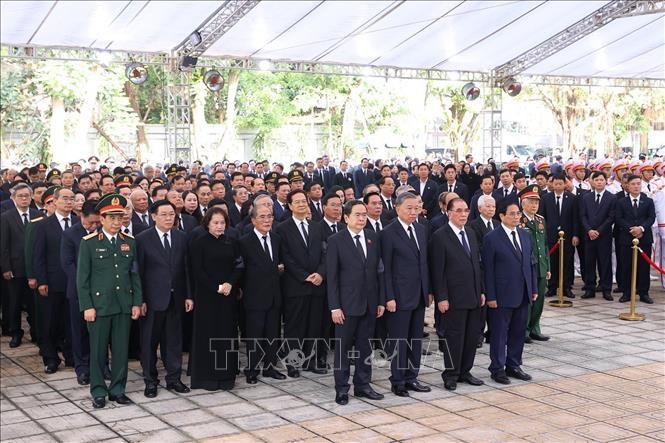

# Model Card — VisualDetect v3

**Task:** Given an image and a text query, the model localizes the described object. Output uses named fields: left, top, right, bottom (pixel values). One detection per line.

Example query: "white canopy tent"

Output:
left=1, top=0, right=663, bottom=80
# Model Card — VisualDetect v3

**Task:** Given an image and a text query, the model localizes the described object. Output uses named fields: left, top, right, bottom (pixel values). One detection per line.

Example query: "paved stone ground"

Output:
left=2, top=282, right=664, bottom=442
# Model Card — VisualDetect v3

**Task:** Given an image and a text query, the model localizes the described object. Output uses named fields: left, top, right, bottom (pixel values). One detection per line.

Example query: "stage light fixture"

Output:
left=502, top=77, right=522, bottom=96
left=188, top=31, right=202, bottom=46
left=179, top=55, right=198, bottom=71
left=203, top=69, right=224, bottom=92
left=125, top=62, right=148, bottom=85
left=461, top=82, right=480, bottom=101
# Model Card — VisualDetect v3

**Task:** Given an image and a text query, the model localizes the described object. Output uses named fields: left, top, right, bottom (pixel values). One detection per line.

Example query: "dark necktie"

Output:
left=330, top=223, right=337, bottom=233
left=459, top=230, right=470, bottom=256
left=63, top=217, right=70, bottom=230
left=22, top=213, right=28, bottom=226
left=354, top=234, right=365, bottom=260
left=633, top=198, right=638, bottom=212
left=596, top=194, right=601, bottom=205
left=386, top=199, right=392, bottom=211
left=556, top=196, right=561, bottom=215
left=300, top=221, right=309, bottom=245
left=262, top=235, right=271, bottom=260
left=449, top=185, right=453, bottom=193
left=487, top=220, right=492, bottom=230
left=124, top=227, right=130, bottom=235
left=647, top=183, right=651, bottom=192
left=163, top=233, right=171, bottom=256
left=202, top=207, right=207, bottom=215
left=375, top=221, right=381, bottom=232
left=110, top=237, right=116, bottom=249
left=408, top=225, right=419, bottom=251
left=577, top=184, right=582, bottom=195
left=511, top=231, right=522, bottom=254
left=316, top=202, right=321, bottom=215
left=504, top=189, right=508, bottom=198
left=142, top=214, right=148, bottom=225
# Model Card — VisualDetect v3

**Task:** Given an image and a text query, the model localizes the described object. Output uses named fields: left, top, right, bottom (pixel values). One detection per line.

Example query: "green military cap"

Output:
left=46, top=169, right=61, bottom=181
left=287, top=169, right=304, bottom=183
left=114, top=174, right=133, bottom=189
left=165, top=164, right=178, bottom=177
left=265, top=171, right=281, bottom=184
left=518, top=185, right=541, bottom=201
left=37, top=162, right=48, bottom=171
left=96, top=193, right=127, bottom=215
left=42, top=185, right=61, bottom=205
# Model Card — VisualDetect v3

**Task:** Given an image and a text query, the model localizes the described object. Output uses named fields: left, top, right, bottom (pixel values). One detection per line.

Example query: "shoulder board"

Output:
left=534, top=214, right=544, bottom=221
left=83, top=232, right=97, bottom=240
left=119, top=232, right=134, bottom=240
left=30, top=217, right=44, bottom=223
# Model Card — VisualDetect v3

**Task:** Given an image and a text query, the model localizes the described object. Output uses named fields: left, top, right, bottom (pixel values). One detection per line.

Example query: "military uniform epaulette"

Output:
left=83, top=232, right=97, bottom=240
left=119, top=232, right=133, bottom=240
left=534, top=213, right=545, bottom=221
left=30, top=217, right=44, bottom=223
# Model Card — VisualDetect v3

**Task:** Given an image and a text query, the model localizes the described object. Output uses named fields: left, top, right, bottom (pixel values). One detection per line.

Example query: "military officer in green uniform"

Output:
left=77, top=194, right=142, bottom=409
left=518, top=185, right=550, bottom=343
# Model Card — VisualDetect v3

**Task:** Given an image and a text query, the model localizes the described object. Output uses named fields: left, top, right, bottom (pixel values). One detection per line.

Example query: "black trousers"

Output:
left=68, top=296, right=90, bottom=377
left=441, top=307, right=482, bottom=382
left=385, top=303, right=425, bottom=387
left=584, top=236, right=613, bottom=291
left=548, top=239, right=574, bottom=292
left=140, top=296, right=183, bottom=385
left=6, top=277, right=34, bottom=336
left=620, top=242, right=651, bottom=298
left=283, top=294, right=326, bottom=368
left=245, top=306, right=281, bottom=374
left=333, top=308, right=375, bottom=393
left=39, top=290, right=72, bottom=365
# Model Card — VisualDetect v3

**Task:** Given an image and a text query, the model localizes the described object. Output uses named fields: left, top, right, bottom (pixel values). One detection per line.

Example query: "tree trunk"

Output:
left=91, top=120, right=128, bottom=160
left=219, top=69, right=240, bottom=159
left=123, top=80, right=149, bottom=163
left=49, top=96, right=66, bottom=164
left=191, top=80, right=209, bottom=161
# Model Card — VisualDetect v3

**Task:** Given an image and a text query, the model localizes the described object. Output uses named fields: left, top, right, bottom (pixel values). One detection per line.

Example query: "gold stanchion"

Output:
left=619, top=239, right=646, bottom=321
left=549, top=230, right=573, bottom=308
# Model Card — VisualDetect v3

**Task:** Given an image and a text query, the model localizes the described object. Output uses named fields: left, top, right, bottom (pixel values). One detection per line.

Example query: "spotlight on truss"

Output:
left=461, top=82, right=480, bottom=101
left=125, top=62, right=148, bottom=85
left=203, top=69, right=224, bottom=92
left=502, top=77, right=522, bottom=97
left=188, top=31, right=202, bottom=46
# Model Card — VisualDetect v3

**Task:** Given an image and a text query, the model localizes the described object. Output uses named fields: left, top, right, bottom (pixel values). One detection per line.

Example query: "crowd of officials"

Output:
left=0, top=152, right=660, bottom=408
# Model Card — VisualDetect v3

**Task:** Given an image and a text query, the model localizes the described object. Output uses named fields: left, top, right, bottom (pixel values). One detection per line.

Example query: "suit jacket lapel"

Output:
left=501, top=229, right=522, bottom=261
left=444, top=225, right=470, bottom=261
left=396, top=223, right=419, bottom=257
left=343, top=229, right=365, bottom=264
left=10, top=210, right=25, bottom=232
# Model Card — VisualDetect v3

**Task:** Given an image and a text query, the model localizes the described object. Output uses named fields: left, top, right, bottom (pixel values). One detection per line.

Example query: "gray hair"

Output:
left=395, top=191, right=418, bottom=206
left=249, top=202, right=273, bottom=219
left=10, top=182, right=32, bottom=197
left=395, top=184, right=415, bottom=197
left=477, top=194, right=496, bottom=209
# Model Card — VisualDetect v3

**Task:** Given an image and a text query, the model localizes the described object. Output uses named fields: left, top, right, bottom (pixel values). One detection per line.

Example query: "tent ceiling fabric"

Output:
left=1, top=0, right=663, bottom=79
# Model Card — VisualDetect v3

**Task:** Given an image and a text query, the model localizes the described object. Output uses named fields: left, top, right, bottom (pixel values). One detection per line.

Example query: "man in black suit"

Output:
left=381, top=192, right=432, bottom=397
left=272, top=182, right=290, bottom=222
left=60, top=200, right=100, bottom=385
left=580, top=171, right=616, bottom=300
left=413, top=163, right=439, bottom=219
left=314, top=157, right=333, bottom=192
left=468, top=194, right=499, bottom=247
left=378, top=176, right=396, bottom=221
left=130, top=189, right=152, bottom=228
left=538, top=174, right=579, bottom=298
left=430, top=198, right=485, bottom=391
left=353, top=158, right=373, bottom=198
left=0, top=183, right=39, bottom=347
left=615, top=175, right=656, bottom=304
left=364, top=191, right=389, bottom=233
left=327, top=200, right=385, bottom=405
left=470, top=176, right=496, bottom=221
left=136, top=200, right=193, bottom=398
left=492, top=169, right=518, bottom=214
left=228, top=185, right=250, bottom=227
left=334, top=160, right=354, bottom=189
left=33, top=187, right=79, bottom=373
left=275, top=190, right=327, bottom=377
left=440, top=164, right=469, bottom=204
left=239, top=204, right=286, bottom=383
left=306, top=182, right=325, bottom=222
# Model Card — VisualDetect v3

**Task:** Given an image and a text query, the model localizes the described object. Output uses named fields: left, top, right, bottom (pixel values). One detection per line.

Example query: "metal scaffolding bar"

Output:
left=164, top=70, right=193, bottom=163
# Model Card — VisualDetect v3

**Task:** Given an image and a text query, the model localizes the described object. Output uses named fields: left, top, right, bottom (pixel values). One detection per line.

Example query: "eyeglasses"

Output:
left=506, top=211, right=522, bottom=217
left=256, top=215, right=274, bottom=220
left=59, top=197, right=75, bottom=202
left=450, top=208, right=470, bottom=213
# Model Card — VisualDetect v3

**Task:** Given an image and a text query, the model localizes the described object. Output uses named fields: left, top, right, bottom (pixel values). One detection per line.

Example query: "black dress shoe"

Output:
left=144, top=384, right=157, bottom=398
left=506, top=367, right=532, bottom=381
left=354, top=388, right=384, bottom=400
left=524, top=336, right=533, bottom=344
left=262, top=368, right=286, bottom=380
left=564, top=289, right=575, bottom=299
left=92, top=397, right=106, bottom=409
left=444, top=380, right=457, bottom=391
left=619, top=295, right=630, bottom=303
left=304, top=365, right=327, bottom=375
left=166, top=380, right=190, bottom=393
left=529, top=332, right=550, bottom=341
left=581, top=291, right=595, bottom=299
left=405, top=381, right=431, bottom=392
left=108, top=393, right=133, bottom=404
left=391, top=385, right=409, bottom=397
left=287, top=367, right=300, bottom=378
left=603, top=292, right=614, bottom=301
left=335, top=392, right=349, bottom=405
left=77, top=373, right=90, bottom=386
left=246, top=374, right=258, bottom=384
left=613, top=287, right=623, bottom=294
left=422, top=331, right=429, bottom=338
left=491, top=373, right=511, bottom=384
left=459, top=374, right=484, bottom=386
left=640, top=295, right=654, bottom=304
left=9, top=332, right=23, bottom=348
left=44, top=363, right=58, bottom=374
left=545, top=290, right=556, bottom=298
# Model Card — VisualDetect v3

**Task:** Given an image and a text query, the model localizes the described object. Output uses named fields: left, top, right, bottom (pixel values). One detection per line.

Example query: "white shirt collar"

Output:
left=448, top=221, right=465, bottom=237
left=254, top=228, right=270, bottom=241
left=155, top=226, right=169, bottom=238
left=292, top=215, right=308, bottom=227
left=102, top=228, right=116, bottom=242
left=479, top=215, right=493, bottom=226
left=501, top=223, right=519, bottom=238
left=397, top=217, right=414, bottom=235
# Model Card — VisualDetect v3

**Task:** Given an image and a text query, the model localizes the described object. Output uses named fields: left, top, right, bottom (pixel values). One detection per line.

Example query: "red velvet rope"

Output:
left=548, top=242, right=560, bottom=256
left=638, top=249, right=665, bottom=275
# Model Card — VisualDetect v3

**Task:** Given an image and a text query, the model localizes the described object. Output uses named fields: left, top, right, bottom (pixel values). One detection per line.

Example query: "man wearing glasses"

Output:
left=482, top=201, right=538, bottom=385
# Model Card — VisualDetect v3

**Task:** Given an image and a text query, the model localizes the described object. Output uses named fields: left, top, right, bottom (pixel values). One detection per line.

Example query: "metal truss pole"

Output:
left=164, top=70, right=192, bottom=163
left=482, top=76, right=502, bottom=163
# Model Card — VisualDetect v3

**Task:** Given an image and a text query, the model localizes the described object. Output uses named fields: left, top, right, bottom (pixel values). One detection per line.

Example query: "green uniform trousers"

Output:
left=526, top=277, right=547, bottom=337
left=87, top=313, right=130, bottom=398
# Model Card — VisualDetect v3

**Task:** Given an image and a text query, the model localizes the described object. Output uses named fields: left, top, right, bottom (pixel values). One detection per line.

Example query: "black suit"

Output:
left=414, top=179, right=440, bottom=219
left=539, top=191, right=579, bottom=293
left=275, top=219, right=326, bottom=369
left=308, top=200, right=324, bottom=222
left=239, top=231, right=282, bottom=375
left=381, top=220, right=430, bottom=387
left=469, top=191, right=492, bottom=220
left=580, top=190, right=615, bottom=291
left=491, top=187, right=519, bottom=216
left=314, top=168, right=333, bottom=191
left=430, top=224, right=484, bottom=382
left=227, top=203, right=243, bottom=227
left=353, top=168, right=373, bottom=198
left=131, top=211, right=153, bottom=228
left=33, top=213, right=79, bottom=366
left=615, top=194, right=655, bottom=298
left=468, top=217, right=500, bottom=249
left=326, top=228, right=384, bottom=394
left=335, top=171, right=354, bottom=189
left=440, top=181, right=469, bottom=205
left=136, top=228, right=191, bottom=385
left=0, top=207, right=38, bottom=338
left=175, top=213, right=197, bottom=232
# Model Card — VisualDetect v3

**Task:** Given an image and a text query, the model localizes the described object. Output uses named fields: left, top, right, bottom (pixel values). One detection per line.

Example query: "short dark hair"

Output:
left=84, top=189, right=102, bottom=200
left=418, top=162, right=430, bottom=170
left=498, top=201, right=519, bottom=216
left=275, top=182, right=290, bottom=192
left=626, top=174, right=641, bottom=183
left=590, top=171, right=607, bottom=180
left=534, top=171, right=549, bottom=180
left=230, top=171, right=244, bottom=181
left=444, top=164, right=456, bottom=173
left=481, top=175, right=494, bottom=184
left=499, top=168, right=511, bottom=176
left=31, top=181, right=47, bottom=191
left=362, top=191, right=381, bottom=204
left=551, top=173, right=567, bottom=183
left=202, top=206, right=229, bottom=230
left=81, top=200, right=100, bottom=216
left=150, top=199, right=176, bottom=214
left=343, top=200, right=365, bottom=216
left=513, top=172, right=526, bottom=181
left=208, top=198, right=228, bottom=208
left=287, top=189, right=307, bottom=204
left=446, top=197, right=466, bottom=212
left=151, top=185, right=169, bottom=197
left=322, top=193, right=342, bottom=206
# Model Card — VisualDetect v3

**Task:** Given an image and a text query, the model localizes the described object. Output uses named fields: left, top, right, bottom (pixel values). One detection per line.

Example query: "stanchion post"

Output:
left=619, top=239, right=646, bottom=321
left=549, top=231, right=572, bottom=308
